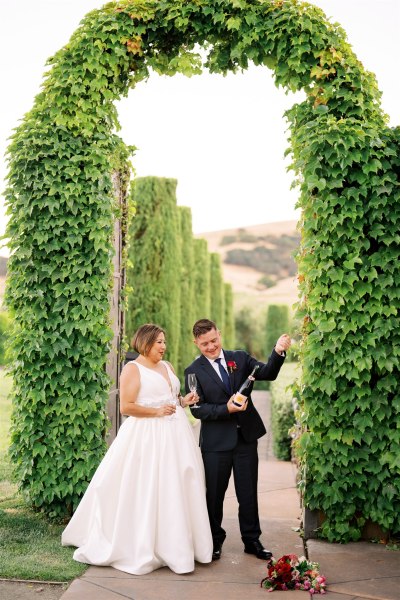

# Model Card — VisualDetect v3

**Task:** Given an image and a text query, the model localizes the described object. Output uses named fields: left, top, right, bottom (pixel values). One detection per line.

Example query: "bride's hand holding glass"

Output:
left=154, top=402, right=176, bottom=417
left=156, top=404, right=176, bottom=418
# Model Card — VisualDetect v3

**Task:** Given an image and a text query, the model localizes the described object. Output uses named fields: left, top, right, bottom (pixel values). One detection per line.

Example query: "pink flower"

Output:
left=260, top=554, right=327, bottom=594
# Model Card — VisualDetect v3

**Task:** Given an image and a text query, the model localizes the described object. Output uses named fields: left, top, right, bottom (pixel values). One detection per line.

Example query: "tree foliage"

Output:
left=265, top=305, right=290, bottom=353
left=223, top=283, right=235, bottom=348
left=192, top=238, right=211, bottom=320
left=234, top=307, right=263, bottom=357
left=209, top=252, right=225, bottom=330
left=177, top=206, right=197, bottom=381
left=0, top=312, right=11, bottom=366
left=126, top=177, right=181, bottom=366
left=270, top=363, right=298, bottom=461
left=4, top=0, right=398, bottom=536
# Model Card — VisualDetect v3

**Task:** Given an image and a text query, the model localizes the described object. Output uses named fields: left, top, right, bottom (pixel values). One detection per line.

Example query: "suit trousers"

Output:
left=202, top=430, right=261, bottom=545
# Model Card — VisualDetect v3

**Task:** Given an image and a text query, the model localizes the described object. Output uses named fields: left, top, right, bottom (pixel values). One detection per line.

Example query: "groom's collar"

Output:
left=204, top=350, right=225, bottom=366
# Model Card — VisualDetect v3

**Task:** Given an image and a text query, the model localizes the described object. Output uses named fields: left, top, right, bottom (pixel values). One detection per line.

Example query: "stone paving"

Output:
left=59, top=458, right=302, bottom=600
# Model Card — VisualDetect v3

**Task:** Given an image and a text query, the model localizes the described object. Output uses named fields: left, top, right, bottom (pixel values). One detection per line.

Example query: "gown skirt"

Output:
left=62, top=362, right=213, bottom=575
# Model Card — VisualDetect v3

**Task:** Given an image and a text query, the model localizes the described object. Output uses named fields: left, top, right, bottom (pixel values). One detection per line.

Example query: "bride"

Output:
left=62, top=323, right=213, bottom=575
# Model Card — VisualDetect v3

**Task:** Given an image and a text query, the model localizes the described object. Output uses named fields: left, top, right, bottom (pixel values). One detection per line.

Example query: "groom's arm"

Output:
left=252, top=350, right=285, bottom=381
left=250, top=333, right=291, bottom=381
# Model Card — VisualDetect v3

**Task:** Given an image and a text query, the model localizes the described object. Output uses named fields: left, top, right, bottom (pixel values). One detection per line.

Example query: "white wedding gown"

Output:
left=62, top=361, right=213, bottom=575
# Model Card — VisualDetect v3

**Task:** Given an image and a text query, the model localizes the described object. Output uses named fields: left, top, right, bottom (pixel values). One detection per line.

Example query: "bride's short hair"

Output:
left=132, top=324, right=165, bottom=356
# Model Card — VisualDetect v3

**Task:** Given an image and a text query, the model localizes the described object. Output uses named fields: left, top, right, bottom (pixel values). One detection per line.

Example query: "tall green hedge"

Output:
left=192, top=238, right=211, bottom=320
left=209, top=252, right=225, bottom=330
left=177, top=206, right=197, bottom=381
left=234, top=307, right=262, bottom=357
left=223, top=282, right=235, bottom=348
left=265, top=305, right=290, bottom=353
left=4, top=12, right=132, bottom=514
left=285, top=28, right=400, bottom=540
left=4, top=0, right=398, bottom=532
left=125, top=189, right=233, bottom=380
left=126, top=177, right=181, bottom=366
left=270, top=362, right=298, bottom=461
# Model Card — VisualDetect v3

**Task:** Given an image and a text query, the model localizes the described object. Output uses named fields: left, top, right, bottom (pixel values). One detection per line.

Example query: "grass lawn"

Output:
left=0, top=370, right=87, bottom=581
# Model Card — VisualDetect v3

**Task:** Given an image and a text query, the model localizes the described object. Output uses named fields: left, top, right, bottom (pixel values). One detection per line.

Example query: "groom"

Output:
left=185, top=318, right=290, bottom=561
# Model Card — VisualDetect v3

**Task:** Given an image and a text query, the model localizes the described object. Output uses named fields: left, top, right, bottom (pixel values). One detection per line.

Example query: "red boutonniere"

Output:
left=227, top=361, right=237, bottom=373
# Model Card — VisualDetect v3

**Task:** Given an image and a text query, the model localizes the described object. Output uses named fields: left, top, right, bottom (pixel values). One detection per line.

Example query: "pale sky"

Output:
left=0, top=0, right=399, bottom=257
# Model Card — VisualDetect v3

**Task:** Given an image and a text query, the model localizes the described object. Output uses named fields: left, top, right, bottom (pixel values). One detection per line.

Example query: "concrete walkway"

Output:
left=59, top=459, right=302, bottom=600
left=58, top=392, right=400, bottom=599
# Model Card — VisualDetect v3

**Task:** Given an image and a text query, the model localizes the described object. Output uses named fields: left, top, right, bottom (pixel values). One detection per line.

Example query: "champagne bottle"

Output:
left=232, top=365, right=260, bottom=407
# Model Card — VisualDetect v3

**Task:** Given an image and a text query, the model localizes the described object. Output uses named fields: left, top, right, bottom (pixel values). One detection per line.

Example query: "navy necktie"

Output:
left=215, top=358, right=231, bottom=392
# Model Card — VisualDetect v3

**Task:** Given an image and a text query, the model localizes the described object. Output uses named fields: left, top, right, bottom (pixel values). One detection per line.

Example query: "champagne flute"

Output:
left=167, top=396, right=178, bottom=421
left=188, top=373, right=199, bottom=409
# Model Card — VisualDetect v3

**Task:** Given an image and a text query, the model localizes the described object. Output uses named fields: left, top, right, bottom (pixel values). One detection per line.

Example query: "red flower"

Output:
left=260, top=554, right=327, bottom=594
left=226, top=361, right=237, bottom=373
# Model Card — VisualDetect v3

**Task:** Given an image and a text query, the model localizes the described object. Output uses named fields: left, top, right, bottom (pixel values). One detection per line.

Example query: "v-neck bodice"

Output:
left=132, top=361, right=180, bottom=408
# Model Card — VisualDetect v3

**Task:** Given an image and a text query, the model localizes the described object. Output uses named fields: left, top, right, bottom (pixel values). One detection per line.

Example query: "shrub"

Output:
left=265, top=305, right=290, bottom=354
left=220, top=235, right=236, bottom=246
left=270, top=363, right=299, bottom=461
left=258, top=275, right=276, bottom=289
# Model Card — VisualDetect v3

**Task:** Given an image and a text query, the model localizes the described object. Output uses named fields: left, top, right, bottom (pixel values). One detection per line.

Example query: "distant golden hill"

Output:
left=197, top=220, right=299, bottom=314
left=0, top=222, right=300, bottom=314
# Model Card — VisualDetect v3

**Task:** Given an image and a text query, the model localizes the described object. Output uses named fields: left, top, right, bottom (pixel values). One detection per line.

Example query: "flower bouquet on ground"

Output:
left=260, top=554, right=327, bottom=593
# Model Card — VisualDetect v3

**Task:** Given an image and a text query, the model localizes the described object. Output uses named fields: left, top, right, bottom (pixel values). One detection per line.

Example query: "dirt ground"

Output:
left=0, top=581, right=68, bottom=600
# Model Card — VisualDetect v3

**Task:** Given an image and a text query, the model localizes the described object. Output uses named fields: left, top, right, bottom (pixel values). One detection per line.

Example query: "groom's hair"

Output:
left=193, top=319, right=217, bottom=339
left=132, top=323, right=165, bottom=356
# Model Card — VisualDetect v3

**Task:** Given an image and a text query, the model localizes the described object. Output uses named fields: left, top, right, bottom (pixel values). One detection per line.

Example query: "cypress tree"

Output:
left=192, top=238, right=210, bottom=321
left=126, top=177, right=181, bottom=366
left=177, top=206, right=196, bottom=381
left=223, top=282, right=235, bottom=348
left=209, top=252, right=224, bottom=330
left=235, top=307, right=260, bottom=356
left=265, top=305, right=290, bottom=353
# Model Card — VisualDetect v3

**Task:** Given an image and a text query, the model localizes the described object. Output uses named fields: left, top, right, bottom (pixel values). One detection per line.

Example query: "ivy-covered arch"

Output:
left=5, top=0, right=400, bottom=539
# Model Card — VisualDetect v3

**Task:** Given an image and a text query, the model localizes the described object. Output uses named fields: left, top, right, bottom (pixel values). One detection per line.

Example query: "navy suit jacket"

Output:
left=184, top=349, right=285, bottom=452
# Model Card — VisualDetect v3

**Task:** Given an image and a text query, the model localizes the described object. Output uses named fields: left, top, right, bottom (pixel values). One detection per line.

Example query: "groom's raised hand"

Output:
left=275, top=334, right=291, bottom=355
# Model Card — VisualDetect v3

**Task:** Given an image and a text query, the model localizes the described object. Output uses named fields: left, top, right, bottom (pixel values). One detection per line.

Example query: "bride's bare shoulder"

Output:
left=121, top=361, right=140, bottom=379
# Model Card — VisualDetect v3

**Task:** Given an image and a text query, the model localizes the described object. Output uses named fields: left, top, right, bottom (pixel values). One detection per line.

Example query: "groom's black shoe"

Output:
left=244, top=540, right=273, bottom=560
left=212, top=542, right=223, bottom=560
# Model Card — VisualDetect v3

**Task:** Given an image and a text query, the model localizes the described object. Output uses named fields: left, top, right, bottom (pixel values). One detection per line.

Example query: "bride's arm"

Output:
left=164, top=360, right=197, bottom=407
left=120, top=363, right=175, bottom=418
